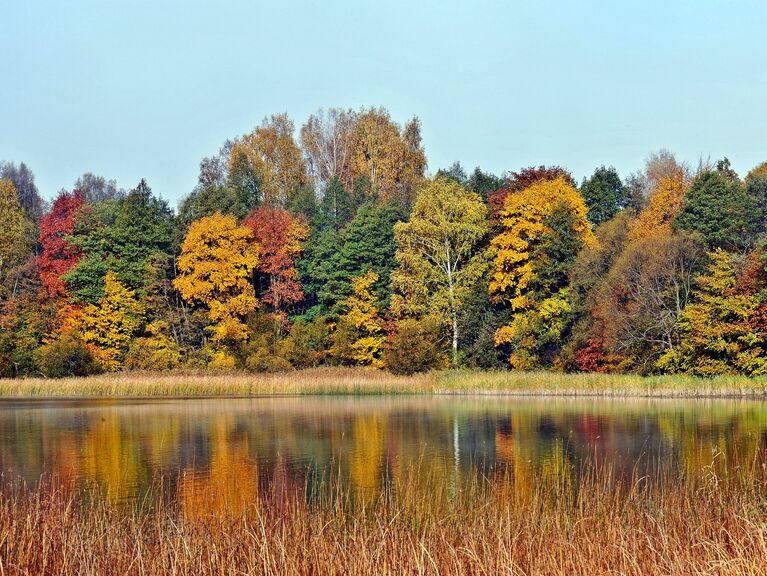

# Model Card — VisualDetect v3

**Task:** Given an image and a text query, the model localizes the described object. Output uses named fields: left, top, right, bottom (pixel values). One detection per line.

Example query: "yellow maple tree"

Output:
left=489, top=176, right=594, bottom=311
left=174, top=212, right=260, bottom=349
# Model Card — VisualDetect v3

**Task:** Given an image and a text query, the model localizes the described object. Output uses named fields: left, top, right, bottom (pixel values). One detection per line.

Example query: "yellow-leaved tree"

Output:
left=490, top=177, right=595, bottom=369
left=332, top=271, right=385, bottom=368
left=0, top=179, right=34, bottom=286
left=391, top=177, right=488, bottom=365
left=490, top=176, right=594, bottom=311
left=77, top=271, right=145, bottom=371
left=174, top=212, right=260, bottom=364
left=629, top=170, right=687, bottom=241
left=228, top=114, right=307, bottom=206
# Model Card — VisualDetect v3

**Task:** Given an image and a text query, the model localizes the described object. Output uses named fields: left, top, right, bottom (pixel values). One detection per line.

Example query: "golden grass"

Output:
left=0, top=367, right=436, bottom=397
left=436, top=369, right=767, bottom=398
left=1, top=367, right=767, bottom=398
left=2, top=457, right=766, bottom=575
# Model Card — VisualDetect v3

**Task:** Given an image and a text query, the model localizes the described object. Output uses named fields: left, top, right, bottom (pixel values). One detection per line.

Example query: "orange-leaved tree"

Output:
left=174, top=212, right=260, bottom=355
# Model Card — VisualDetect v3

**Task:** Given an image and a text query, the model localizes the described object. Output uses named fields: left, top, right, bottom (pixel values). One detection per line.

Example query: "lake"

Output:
left=1, top=396, right=765, bottom=516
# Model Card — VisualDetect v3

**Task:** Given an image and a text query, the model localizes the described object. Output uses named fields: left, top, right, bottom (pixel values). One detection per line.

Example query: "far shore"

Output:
left=0, top=367, right=765, bottom=399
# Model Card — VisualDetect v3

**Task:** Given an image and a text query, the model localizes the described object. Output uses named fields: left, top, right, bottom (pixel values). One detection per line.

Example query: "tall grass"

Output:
left=0, top=367, right=436, bottom=397
left=2, top=455, right=766, bottom=575
left=0, top=367, right=766, bottom=398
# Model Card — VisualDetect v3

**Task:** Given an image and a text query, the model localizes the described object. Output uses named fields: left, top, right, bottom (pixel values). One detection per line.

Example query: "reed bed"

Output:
left=437, top=369, right=767, bottom=398
left=1, top=367, right=767, bottom=398
left=1, top=457, right=767, bottom=575
left=0, top=367, right=436, bottom=398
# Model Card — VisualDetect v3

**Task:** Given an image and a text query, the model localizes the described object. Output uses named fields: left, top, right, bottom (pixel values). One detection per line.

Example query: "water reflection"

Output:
left=0, top=396, right=765, bottom=514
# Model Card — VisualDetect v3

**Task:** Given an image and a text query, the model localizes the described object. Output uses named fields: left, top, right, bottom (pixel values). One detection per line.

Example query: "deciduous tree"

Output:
left=487, top=166, right=574, bottom=220
left=243, top=206, right=308, bottom=322
left=229, top=114, right=307, bottom=206
left=332, top=271, right=385, bottom=367
left=174, top=213, right=260, bottom=347
left=300, top=108, right=356, bottom=190
left=0, top=179, right=34, bottom=286
left=77, top=271, right=146, bottom=371
left=38, top=190, right=85, bottom=299
left=490, top=176, right=593, bottom=311
left=392, top=178, right=488, bottom=364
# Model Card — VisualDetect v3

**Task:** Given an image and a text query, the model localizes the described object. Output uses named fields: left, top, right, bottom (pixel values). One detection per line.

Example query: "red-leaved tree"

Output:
left=38, top=190, right=85, bottom=299
left=243, top=206, right=309, bottom=322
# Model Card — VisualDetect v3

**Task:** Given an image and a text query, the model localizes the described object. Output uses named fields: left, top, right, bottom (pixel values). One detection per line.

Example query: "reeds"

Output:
left=2, top=456, right=766, bottom=575
left=0, top=367, right=766, bottom=398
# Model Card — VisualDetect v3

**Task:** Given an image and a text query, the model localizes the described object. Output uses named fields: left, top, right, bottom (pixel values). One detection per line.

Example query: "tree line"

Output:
left=2, top=107, right=767, bottom=377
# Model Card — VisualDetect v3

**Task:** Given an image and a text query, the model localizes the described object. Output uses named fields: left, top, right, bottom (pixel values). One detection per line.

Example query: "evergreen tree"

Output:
left=580, top=166, right=625, bottom=226
left=673, top=165, right=756, bottom=251
left=64, top=180, right=173, bottom=302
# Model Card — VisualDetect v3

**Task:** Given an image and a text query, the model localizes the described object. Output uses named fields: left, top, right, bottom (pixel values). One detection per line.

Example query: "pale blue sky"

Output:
left=2, top=0, right=766, bottom=206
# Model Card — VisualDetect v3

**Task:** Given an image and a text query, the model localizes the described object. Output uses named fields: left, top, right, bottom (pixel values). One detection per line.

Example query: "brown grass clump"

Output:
left=1, top=458, right=766, bottom=575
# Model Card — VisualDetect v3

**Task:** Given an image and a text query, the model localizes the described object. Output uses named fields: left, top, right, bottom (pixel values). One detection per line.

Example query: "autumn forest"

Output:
left=2, top=106, right=766, bottom=379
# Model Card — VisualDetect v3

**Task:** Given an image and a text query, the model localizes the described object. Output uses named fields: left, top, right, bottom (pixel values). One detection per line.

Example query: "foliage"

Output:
left=280, top=315, right=331, bottom=368
left=38, top=190, right=85, bottom=299
left=490, top=176, right=594, bottom=311
left=656, top=250, right=767, bottom=375
left=64, top=180, right=173, bottom=302
left=301, top=201, right=405, bottom=312
left=332, top=271, right=385, bottom=367
left=629, top=170, right=687, bottom=241
left=124, top=322, right=181, bottom=371
left=76, top=271, right=146, bottom=371
left=580, top=166, right=625, bottom=225
left=487, top=166, right=574, bottom=220
left=673, top=165, right=756, bottom=251
left=391, top=177, right=489, bottom=364
left=300, top=108, right=356, bottom=190
left=317, top=175, right=354, bottom=231
left=0, top=161, right=43, bottom=222
left=243, top=206, right=308, bottom=321
left=383, top=316, right=449, bottom=374
left=0, top=179, right=34, bottom=286
left=0, top=295, right=56, bottom=377
left=593, top=231, right=705, bottom=372
left=174, top=213, right=259, bottom=347
left=35, top=332, right=97, bottom=377
left=228, top=114, right=307, bottom=206
left=348, top=108, right=426, bottom=204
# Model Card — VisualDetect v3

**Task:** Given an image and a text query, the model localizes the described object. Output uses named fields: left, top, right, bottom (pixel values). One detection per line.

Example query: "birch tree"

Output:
left=391, top=177, right=488, bottom=365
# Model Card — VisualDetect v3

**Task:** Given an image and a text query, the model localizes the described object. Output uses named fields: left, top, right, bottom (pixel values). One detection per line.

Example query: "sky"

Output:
left=2, top=0, right=766, bottom=206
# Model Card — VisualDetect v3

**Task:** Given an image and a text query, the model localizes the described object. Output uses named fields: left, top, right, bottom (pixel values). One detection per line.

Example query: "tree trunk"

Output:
left=451, top=310, right=459, bottom=366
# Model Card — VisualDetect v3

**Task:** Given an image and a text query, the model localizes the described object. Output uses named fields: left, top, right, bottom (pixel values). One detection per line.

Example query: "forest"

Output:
left=2, top=106, right=767, bottom=378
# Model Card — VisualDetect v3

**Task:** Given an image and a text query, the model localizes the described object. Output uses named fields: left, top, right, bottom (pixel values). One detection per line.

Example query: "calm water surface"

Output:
left=0, top=396, right=765, bottom=513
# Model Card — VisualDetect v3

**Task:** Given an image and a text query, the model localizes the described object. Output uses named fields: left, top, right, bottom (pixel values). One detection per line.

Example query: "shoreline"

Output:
left=0, top=367, right=765, bottom=400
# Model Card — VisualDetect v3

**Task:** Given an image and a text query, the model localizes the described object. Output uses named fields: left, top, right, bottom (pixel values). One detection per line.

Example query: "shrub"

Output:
left=35, top=332, right=97, bottom=378
left=279, top=315, right=331, bottom=368
left=124, top=322, right=181, bottom=371
left=245, top=348, right=292, bottom=373
left=384, top=317, right=449, bottom=375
